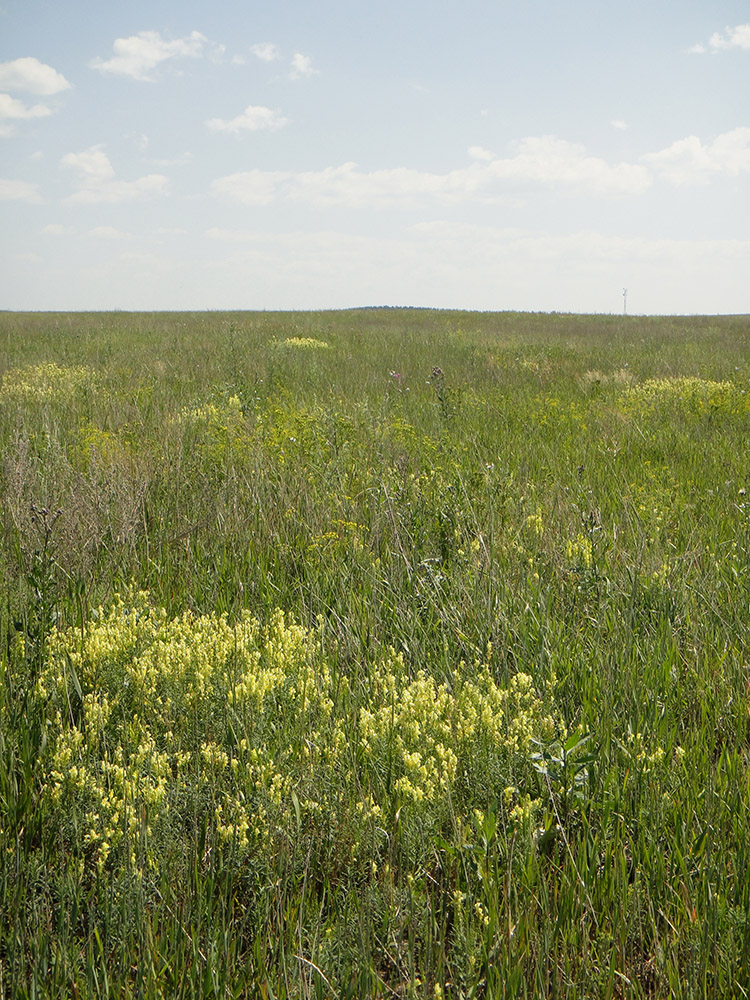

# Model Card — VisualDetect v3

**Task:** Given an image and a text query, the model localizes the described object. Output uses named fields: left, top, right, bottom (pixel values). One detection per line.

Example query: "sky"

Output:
left=1, top=0, right=749, bottom=314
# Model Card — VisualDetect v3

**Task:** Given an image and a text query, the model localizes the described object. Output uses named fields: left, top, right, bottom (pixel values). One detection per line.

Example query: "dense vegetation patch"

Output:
left=1, top=309, right=750, bottom=997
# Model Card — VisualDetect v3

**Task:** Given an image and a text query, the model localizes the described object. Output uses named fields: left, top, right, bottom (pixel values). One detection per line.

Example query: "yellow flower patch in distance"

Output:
left=175, top=393, right=244, bottom=427
left=621, top=376, right=749, bottom=418
left=0, top=362, right=97, bottom=404
left=276, top=337, right=330, bottom=350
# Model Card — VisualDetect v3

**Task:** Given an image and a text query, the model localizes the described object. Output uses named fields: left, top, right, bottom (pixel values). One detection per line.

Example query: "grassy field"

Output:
left=1, top=309, right=749, bottom=998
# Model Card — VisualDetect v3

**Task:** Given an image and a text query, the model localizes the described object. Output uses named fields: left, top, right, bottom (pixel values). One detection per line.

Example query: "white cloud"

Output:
left=491, top=136, right=650, bottom=195
left=66, top=174, right=169, bottom=205
left=468, top=145, right=493, bottom=161
left=251, top=43, right=280, bottom=62
left=61, top=145, right=169, bottom=204
left=42, top=223, right=66, bottom=234
left=206, top=104, right=288, bottom=133
left=0, top=93, right=52, bottom=121
left=289, top=53, right=317, bottom=79
left=211, top=169, right=281, bottom=206
left=708, top=24, right=750, bottom=51
left=61, top=145, right=115, bottom=180
left=642, top=127, right=750, bottom=183
left=0, top=177, right=41, bottom=202
left=207, top=42, right=227, bottom=64
left=0, top=57, right=71, bottom=95
left=0, top=59, right=69, bottom=135
left=90, top=30, right=209, bottom=81
left=291, top=162, right=472, bottom=206
left=212, top=163, right=454, bottom=208
left=88, top=226, right=132, bottom=239
left=611, top=119, right=627, bottom=130
left=211, top=138, right=651, bottom=209
left=689, top=24, right=750, bottom=53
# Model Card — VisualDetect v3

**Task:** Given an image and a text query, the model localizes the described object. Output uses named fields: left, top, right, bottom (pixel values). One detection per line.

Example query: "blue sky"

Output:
left=1, top=0, right=749, bottom=313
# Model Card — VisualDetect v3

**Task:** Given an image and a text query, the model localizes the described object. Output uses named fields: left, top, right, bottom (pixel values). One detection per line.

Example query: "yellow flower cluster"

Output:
left=566, top=533, right=593, bottom=569
left=175, top=393, right=244, bottom=426
left=530, top=395, right=588, bottom=433
left=276, top=337, right=330, bottom=350
left=74, top=422, right=128, bottom=469
left=38, top=594, right=335, bottom=872
left=37, top=593, right=556, bottom=875
left=47, top=724, right=170, bottom=873
left=622, top=730, right=665, bottom=773
left=622, top=376, right=748, bottom=417
left=358, top=651, right=555, bottom=805
left=308, top=520, right=367, bottom=555
left=258, top=399, right=329, bottom=462
left=172, top=394, right=250, bottom=463
left=0, top=362, right=97, bottom=404
left=525, top=510, right=545, bottom=537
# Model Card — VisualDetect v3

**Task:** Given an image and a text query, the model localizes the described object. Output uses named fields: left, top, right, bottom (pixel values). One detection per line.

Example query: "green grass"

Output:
left=1, top=309, right=750, bottom=998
